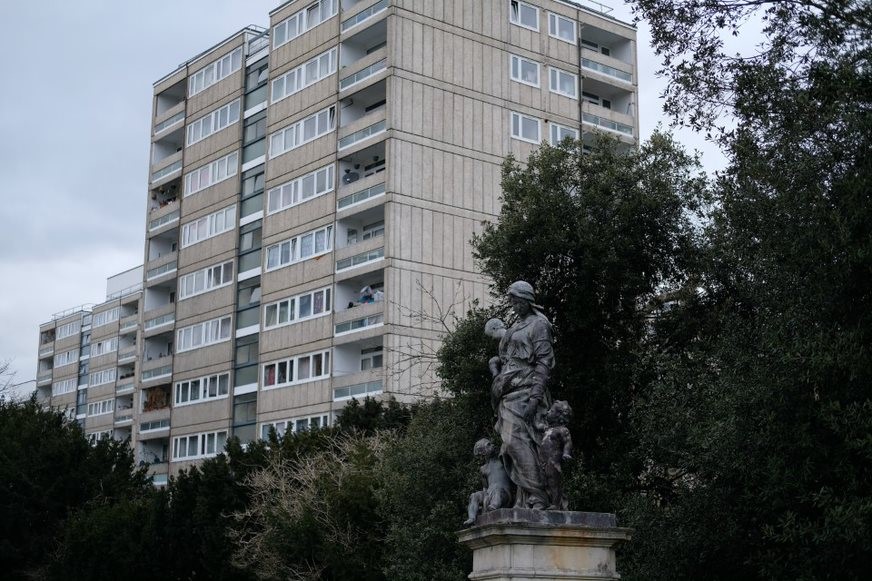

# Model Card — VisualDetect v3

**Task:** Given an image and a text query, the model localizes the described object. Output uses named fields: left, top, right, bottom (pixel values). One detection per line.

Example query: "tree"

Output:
left=0, top=397, right=150, bottom=578
left=620, top=2, right=872, bottom=578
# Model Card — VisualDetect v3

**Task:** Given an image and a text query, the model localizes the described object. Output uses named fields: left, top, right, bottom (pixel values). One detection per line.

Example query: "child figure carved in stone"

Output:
left=464, top=437, right=512, bottom=525
left=537, top=400, right=573, bottom=510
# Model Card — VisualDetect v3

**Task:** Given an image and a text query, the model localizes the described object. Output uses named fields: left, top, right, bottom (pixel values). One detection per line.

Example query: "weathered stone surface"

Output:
left=458, top=511, right=632, bottom=581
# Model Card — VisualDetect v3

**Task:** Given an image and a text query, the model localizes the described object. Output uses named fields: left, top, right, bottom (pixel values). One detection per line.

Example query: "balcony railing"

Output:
left=334, top=380, right=383, bottom=401
left=141, top=365, right=172, bottom=382
left=337, top=247, right=384, bottom=271
left=339, top=58, right=387, bottom=91
left=582, top=112, right=633, bottom=136
left=120, top=317, right=138, bottom=331
left=149, top=209, right=180, bottom=231
left=146, top=261, right=177, bottom=281
left=37, top=372, right=52, bottom=384
left=338, top=119, right=386, bottom=150
left=248, top=30, right=270, bottom=54
left=144, top=313, right=175, bottom=331
left=335, top=313, right=383, bottom=335
left=39, top=345, right=54, bottom=357
left=154, top=111, right=184, bottom=135
left=341, top=0, right=388, bottom=32
left=338, top=182, right=385, bottom=210
left=581, top=58, right=632, bottom=83
left=151, top=160, right=182, bottom=183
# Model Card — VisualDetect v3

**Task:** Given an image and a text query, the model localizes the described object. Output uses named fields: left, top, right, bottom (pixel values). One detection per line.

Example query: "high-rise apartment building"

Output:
left=36, top=0, right=637, bottom=483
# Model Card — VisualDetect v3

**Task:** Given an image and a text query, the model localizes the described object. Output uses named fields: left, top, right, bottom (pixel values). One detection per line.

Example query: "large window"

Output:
left=92, top=307, right=119, bottom=328
left=87, top=398, right=114, bottom=417
left=549, top=67, right=578, bottom=98
left=510, top=54, right=540, bottom=87
left=267, top=164, right=335, bottom=214
left=177, top=316, right=232, bottom=352
left=550, top=122, right=579, bottom=143
left=273, top=0, right=338, bottom=49
left=184, top=151, right=239, bottom=197
left=179, top=261, right=234, bottom=300
left=265, top=224, right=333, bottom=271
left=54, top=349, right=78, bottom=367
left=187, top=99, right=241, bottom=145
left=88, top=368, right=116, bottom=387
left=181, top=205, right=236, bottom=248
left=268, top=106, right=336, bottom=159
left=264, top=287, right=332, bottom=329
left=175, top=372, right=230, bottom=406
left=262, top=350, right=330, bottom=389
left=172, top=430, right=228, bottom=461
left=91, top=337, right=118, bottom=357
left=56, top=321, right=80, bottom=340
left=261, top=413, right=330, bottom=439
left=510, top=0, right=539, bottom=31
left=548, top=12, right=576, bottom=44
left=189, top=48, right=243, bottom=96
left=272, top=48, right=337, bottom=103
left=511, top=112, right=540, bottom=143
left=52, top=379, right=77, bottom=396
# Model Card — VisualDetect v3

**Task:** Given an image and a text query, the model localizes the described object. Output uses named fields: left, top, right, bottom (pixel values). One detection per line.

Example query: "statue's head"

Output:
left=473, top=437, right=496, bottom=458
left=484, top=318, right=506, bottom=339
left=507, top=281, right=535, bottom=316
left=546, top=400, right=572, bottom=426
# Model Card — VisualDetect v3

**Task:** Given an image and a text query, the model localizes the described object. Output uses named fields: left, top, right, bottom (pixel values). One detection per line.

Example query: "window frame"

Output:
left=549, top=66, right=579, bottom=99
left=264, top=224, right=334, bottom=272
left=179, top=260, right=235, bottom=300
left=186, top=99, right=242, bottom=146
left=268, top=106, right=336, bottom=159
left=262, top=349, right=331, bottom=390
left=511, top=111, right=541, bottom=144
left=184, top=151, right=239, bottom=197
left=188, top=48, right=243, bottom=97
left=271, top=47, right=337, bottom=103
left=266, top=164, right=335, bottom=215
left=176, top=316, right=233, bottom=353
left=509, top=0, right=539, bottom=31
left=273, top=0, right=339, bottom=50
left=547, top=12, right=577, bottom=44
left=263, top=286, right=332, bottom=329
left=174, top=372, right=231, bottom=407
left=549, top=122, right=580, bottom=143
left=509, top=54, right=541, bottom=88
left=181, top=205, right=236, bottom=248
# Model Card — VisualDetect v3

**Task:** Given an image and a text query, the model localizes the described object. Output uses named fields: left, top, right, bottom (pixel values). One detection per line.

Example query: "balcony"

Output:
left=580, top=53, right=633, bottom=85
left=142, top=384, right=171, bottom=414
left=337, top=179, right=385, bottom=213
left=341, top=0, right=388, bottom=33
left=333, top=337, right=384, bottom=384
left=155, top=79, right=185, bottom=118
left=582, top=112, right=633, bottom=139
left=338, top=141, right=386, bottom=189
left=154, top=108, right=185, bottom=136
left=139, top=419, right=171, bottom=442
left=116, top=376, right=135, bottom=393
left=141, top=359, right=173, bottom=383
left=39, top=344, right=54, bottom=358
left=333, top=379, right=383, bottom=401
left=335, top=300, right=384, bottom=332
left=37, top=372, right=52, bottom=385
left=339, top=56, right=387, bottom=93
left=149, top=206, right=180, bottom=233
left=145, top=258, right=177, bottom=282
left=118, top=345, right=137, bottom=363
left=336, top=246, right=384, bottom=276
left=151, top=156, right=182, bottom=186
left=120, top=314, right=139, bottom=332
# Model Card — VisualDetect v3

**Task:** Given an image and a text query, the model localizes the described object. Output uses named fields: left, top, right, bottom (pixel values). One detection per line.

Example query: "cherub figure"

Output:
left=537, top=400, right=573, bottom=510
left=464, top=437, right=512, bottom=525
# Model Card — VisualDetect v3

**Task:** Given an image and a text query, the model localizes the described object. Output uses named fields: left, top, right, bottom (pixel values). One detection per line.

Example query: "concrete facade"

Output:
left=36, top=0, right=638, bottom=483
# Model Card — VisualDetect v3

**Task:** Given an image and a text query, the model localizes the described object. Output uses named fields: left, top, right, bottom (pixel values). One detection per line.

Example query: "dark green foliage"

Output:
left=336, top=396, right=414, bottom=433
left=0, top=397, right=149, bottom=578
left=380, top=399, right=481, bottom=581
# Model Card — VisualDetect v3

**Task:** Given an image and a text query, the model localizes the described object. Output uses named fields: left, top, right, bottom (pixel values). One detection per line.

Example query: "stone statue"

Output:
left=537, top=400, right=573, bottom=510
left=463, top=438, right=512, bottom=525
left=488, top=281, right=555, bottom=511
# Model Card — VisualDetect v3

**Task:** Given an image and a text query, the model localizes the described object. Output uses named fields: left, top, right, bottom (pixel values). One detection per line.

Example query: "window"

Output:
left=263, top=350, right=330, bottom=388
left=511, top=112, right=540, bottom=143
left=268, top=106, right=336, bottom=158
left=184, top=151, right=239, bottom=197
left=172, top=430, right=228, bottom=461
left=510, top=54, right=540, bottom=87
left=87, top=430, right=113, bottom=445
left=581, top=39, right=611, bottom=57
left=175, top=372, right=230, bottom=406
left=189, top=48, right=243, bottom=96
left=362, top=220, right=384, bottom=241
left=548, top=12, right=576, bottom=43
left=87, top=398, right=114, bottom=416
left=187, top=99, right=241, bottom=145
left=179, top=261, right=234, bottom=300
left=264, top=287, right=332, bottom=328
left=550, top=122, right=579, bottom=143
left=261, top=414, right=330, bottom=439
left=54, top=349, right=78, bottom=367
left=582, top=91, right=612, bottom=109
left=267, top=164, right=335, bottom=214
left=91, top=337, right=118, bottom=357
left=52, top=379, right=77, bottom=396
left=92, top=307, right=119, bottom=328
left=360, top=346, right=383, bottom=371
left=510, top=0, right=538, bottom=30
left=56, top=321, right=81, bottom=340
left=265, top=224, right=333, bottom=271
left=176, top=316, right=232, bottom=352
left=88, top=368, right=116, bottom=387
left=273, top=0, right=338, bottom=49
left=549, top=67, right=578, bottom=98
left=181, top=205, right=236, bottom=248
left=272, top=48, right=337, bottom=103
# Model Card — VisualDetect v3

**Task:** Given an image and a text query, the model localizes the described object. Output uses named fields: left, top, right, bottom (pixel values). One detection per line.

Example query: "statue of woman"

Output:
left=487, top=281, right=554, bottom=510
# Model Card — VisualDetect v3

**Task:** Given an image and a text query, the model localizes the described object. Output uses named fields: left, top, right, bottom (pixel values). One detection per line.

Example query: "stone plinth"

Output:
left=457, top=509, right=632, bottom=581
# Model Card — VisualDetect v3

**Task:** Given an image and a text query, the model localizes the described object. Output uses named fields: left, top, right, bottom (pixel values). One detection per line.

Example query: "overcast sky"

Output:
left=0, top=0, right=726, bottom=390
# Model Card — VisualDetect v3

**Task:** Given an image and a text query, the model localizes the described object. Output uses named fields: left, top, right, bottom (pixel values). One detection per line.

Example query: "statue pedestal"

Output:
left=457, top=509, right=632, bottom=580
